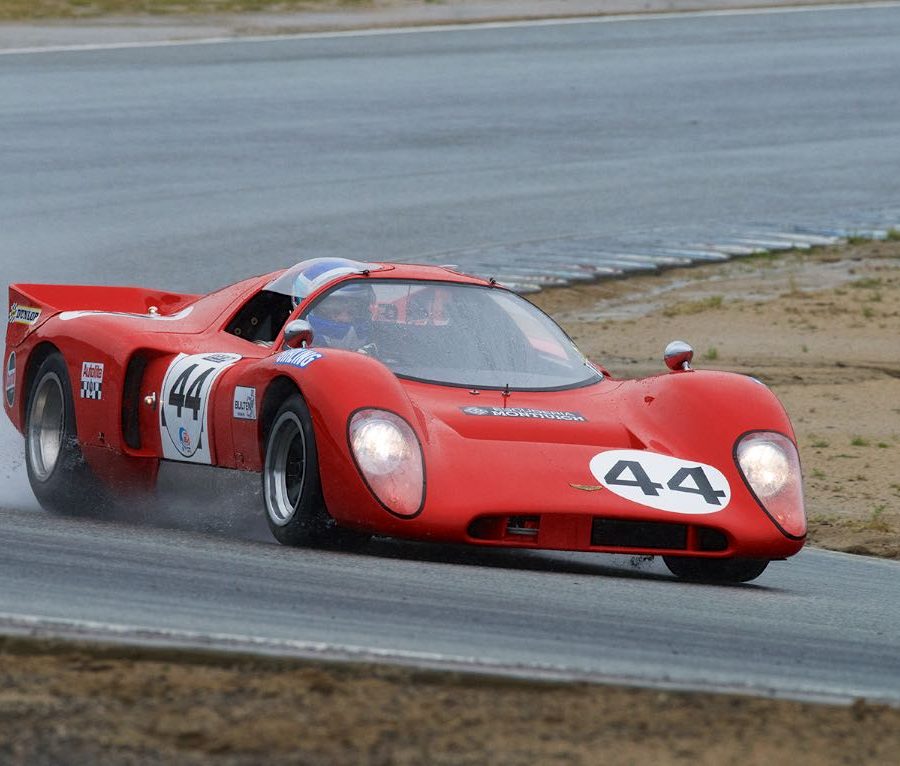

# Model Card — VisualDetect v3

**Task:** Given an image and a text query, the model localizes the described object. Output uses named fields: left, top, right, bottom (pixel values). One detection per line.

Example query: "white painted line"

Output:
left=1, top=1, right=899, bottom=56
left=731, top=237, right=808, bottom=249
left=805, top=546, right=900, bottom=569
left=657, top=248, right=732, bottom=260
left=0, top=612, right=467, bottom=667
left=700, top=243, right=767, bottom=255
left=770, top=232, right=845, bottom=245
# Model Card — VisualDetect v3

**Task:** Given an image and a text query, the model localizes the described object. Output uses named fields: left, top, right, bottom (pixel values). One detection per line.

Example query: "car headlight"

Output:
left=735, top=431, right=806, bottom=538
left=348, top=409, right=424, bottom=517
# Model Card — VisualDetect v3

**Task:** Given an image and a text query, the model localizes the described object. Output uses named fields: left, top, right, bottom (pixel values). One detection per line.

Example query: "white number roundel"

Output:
left=589, top=449, right=731, bottom=515
left=160, top=353, right=241, bottom=464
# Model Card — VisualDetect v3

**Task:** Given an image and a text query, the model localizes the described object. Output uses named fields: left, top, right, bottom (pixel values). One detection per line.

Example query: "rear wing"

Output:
left=6, top=283, right=199, bottom=349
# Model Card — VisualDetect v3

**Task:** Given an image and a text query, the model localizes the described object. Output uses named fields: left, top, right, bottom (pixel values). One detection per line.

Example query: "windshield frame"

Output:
left=299, top=278, right=604, bottom=393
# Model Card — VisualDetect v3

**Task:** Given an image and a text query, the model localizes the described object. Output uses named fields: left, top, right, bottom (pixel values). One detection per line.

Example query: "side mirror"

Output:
left=664, top=340, right=694, bottom=371
left=283, top=319, right=314, bottom=350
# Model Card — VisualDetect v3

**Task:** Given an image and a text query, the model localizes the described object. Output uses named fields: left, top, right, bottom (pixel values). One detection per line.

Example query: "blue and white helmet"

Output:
left=288, top=258, right=370, bottom=308
left=265, top=257, right=376, bottom=306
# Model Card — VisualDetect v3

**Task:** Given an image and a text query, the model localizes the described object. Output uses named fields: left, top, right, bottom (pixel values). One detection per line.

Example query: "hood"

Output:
left=403, top=379, right=640, bottom=449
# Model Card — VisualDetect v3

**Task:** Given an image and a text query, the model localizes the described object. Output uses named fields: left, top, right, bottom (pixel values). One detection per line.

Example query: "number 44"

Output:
left=604, top=460, right=727, bottom=507
left=167, top=364, right=214, bottom=420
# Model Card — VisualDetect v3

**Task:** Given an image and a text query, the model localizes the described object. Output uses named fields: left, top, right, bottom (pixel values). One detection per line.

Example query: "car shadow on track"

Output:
left=362, top=537, right=675, bottom=582
left=357, top=539, right=783, bottom=589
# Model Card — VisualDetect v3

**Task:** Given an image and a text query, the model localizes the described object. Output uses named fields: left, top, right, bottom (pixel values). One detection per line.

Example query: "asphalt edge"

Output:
left=2, top=606, right=898, bottom=707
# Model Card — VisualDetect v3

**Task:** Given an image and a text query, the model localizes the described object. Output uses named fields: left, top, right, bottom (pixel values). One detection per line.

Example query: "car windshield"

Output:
left=301, top=279, right=602, bottom=390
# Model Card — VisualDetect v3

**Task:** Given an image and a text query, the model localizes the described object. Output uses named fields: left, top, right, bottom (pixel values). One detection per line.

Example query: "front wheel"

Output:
left=663, top=556, right=769, bottom=583
left=262, top=394, right=369, bottom=549
left=25, top=352, right=99, bottom=514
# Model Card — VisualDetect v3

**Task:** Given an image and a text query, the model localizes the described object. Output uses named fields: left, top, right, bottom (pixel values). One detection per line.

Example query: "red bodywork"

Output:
left=4, top=264, right=805, bottom=561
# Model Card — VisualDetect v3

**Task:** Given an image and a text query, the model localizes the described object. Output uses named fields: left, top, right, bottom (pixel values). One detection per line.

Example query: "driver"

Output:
left=302, top=281, right=377, bottom=353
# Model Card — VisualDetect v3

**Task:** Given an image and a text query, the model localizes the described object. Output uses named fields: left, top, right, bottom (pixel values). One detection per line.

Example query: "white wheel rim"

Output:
left=28, top=372, right=65, bottom=482
left=264, top=412, right=306, bottom=526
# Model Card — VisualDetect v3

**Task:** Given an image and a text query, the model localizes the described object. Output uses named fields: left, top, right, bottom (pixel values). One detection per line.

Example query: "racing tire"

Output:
left=663, top=556, right=769, bottom=583
left=262, top=394, right=370, bottom=550
left=24, top=352, right=101, bottom=514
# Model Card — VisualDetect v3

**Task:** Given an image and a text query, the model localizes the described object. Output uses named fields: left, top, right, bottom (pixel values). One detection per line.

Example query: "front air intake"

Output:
left=591, top=519, right=687, bottom=550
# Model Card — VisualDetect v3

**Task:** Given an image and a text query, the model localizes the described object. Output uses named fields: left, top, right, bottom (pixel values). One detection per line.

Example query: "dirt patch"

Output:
left=532, top=238, right=900, bottom=559
left=1, top=636, right=899, bottom=765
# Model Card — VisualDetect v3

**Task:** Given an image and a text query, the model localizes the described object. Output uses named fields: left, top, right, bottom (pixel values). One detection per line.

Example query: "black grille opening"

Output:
left=121, top=354, right=148, bottom=450
left=697, top=527, right=728, bottom=552
left=591, top=518, right=687, bottom=550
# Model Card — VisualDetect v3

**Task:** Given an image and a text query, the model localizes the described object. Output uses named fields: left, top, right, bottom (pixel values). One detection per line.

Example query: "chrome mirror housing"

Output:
left=664, top=340, right=694, bottom=371
left=283, top=319, right=314, bottom=350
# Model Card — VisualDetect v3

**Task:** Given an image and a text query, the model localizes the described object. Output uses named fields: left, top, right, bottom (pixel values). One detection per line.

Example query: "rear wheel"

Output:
left=262, top=394, right=369, bottom=549
left=25, top=352, right=99, bottom=514
left=663, top=556, right=769, bottom=583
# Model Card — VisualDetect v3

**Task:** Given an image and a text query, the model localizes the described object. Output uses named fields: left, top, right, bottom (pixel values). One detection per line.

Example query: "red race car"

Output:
left=4, top=258, right=805, bottom=582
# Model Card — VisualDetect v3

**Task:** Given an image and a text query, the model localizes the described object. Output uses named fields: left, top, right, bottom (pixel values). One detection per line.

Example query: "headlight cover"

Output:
left=735, top=431, right=806, bottom=538
left=348, top=409, right=424, bottom=517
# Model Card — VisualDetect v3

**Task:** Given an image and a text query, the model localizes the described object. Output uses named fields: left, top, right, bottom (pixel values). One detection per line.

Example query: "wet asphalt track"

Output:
left=1, top=5, right=900, bottom=702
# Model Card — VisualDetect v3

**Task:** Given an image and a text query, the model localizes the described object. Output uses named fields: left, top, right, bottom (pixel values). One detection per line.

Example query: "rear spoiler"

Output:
left=6, top=283, right=199, bottom=348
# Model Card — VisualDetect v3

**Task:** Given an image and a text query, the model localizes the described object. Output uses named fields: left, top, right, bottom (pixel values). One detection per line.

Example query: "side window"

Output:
left=225, top=291, right=294, bottom=344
